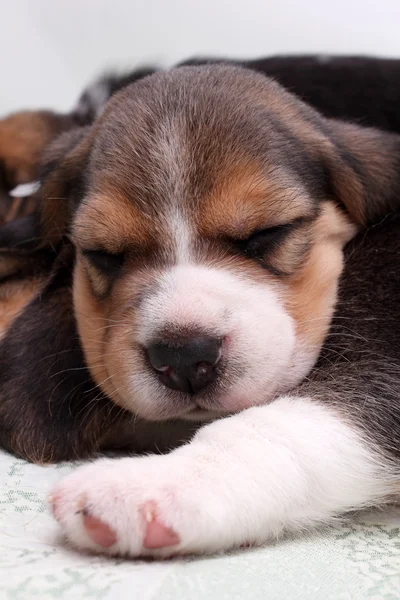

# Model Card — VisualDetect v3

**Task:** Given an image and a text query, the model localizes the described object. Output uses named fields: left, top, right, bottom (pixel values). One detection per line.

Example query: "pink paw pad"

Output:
left=141, top=501, right=180, bottom=549
left=82, top=511, right=117, bottom=548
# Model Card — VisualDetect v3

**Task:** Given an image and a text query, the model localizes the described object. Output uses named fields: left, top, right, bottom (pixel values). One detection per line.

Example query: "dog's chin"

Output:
left=179, top=407, right=229, bottom=423
left=126, top=395, right=233, bottom=423
left=135, top=404, right=229, bottom=424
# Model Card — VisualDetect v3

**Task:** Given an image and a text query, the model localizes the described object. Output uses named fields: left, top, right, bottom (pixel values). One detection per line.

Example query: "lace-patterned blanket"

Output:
left=1, top=451, right=399, bottom=600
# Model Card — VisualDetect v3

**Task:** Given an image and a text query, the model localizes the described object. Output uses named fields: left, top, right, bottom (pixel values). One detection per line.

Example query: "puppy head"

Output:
left=38, top=65, right=400, bottom=421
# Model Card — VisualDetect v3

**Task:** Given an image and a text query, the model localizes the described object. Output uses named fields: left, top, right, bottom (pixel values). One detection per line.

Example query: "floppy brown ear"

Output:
left=325, top=121, right=400, bottom=226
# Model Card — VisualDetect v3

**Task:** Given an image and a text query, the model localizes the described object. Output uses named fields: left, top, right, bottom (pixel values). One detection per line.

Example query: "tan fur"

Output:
left=73, top=264, right=112, bottom=398
left=199, top=162, right=316, bottom=239
left=74, top=259, right=147, bottom=413
left=0, top=278, right=42, bottom=340
left=73, top=200, right=357, bottom=414
left=3, top=196, right=38, bottom=223
left=73, top=192, right=155, bottom=252
left=15, top=66, right=395, bottom=429
left=0, top=112, right=50, bottom=184
left=285, top=203, right=357, bottom=348
left=73, top=258, right=159, bottom=412
left=0, top=111, right=73, bottom=186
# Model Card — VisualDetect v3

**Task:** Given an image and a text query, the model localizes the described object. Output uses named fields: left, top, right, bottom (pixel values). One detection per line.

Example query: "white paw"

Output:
left=49, top=453, right=247, bottom=558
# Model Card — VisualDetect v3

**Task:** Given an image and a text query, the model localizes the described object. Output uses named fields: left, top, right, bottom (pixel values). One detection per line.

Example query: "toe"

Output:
left=82, top=511, right=117, bottom=548
left=141, top=501, right=180, bottom=550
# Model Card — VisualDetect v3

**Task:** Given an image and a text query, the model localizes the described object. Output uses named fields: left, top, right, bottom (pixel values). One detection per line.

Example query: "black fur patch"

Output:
left=0, top=247, right=128, bottom=462
left=298, top=214, right=400, bottom=461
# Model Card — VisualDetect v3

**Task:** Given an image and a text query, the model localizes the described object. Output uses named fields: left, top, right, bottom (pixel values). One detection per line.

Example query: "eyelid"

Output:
left=227, top=222, right=294, bottom=248
left=243, top=224, right=294, bottom=259
left=82, top=248, right=125, bottom=272
left=246, top=222, right=294, bottom=241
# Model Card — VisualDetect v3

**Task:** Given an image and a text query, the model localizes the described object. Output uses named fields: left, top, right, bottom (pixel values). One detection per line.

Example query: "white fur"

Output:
left=147, top=117, right=193, bottom=262
left=51, top=396, right=393, bottom=557
left=170, top=208, right=192, bottom=264
left=128, top=264, right=313, bottom=420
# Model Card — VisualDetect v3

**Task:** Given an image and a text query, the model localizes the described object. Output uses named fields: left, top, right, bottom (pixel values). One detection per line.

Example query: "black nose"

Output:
left=146, top=336, right=222, bottom=394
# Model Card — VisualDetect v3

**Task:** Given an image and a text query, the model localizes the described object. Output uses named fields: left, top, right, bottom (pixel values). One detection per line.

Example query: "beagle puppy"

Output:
left=0, top=58, right=400, bottom=557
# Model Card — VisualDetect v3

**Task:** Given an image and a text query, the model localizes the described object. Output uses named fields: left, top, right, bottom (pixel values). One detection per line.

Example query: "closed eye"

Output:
left=82, top=248, right=125, bottom=274
left=240, top=223, right=294, bottom=260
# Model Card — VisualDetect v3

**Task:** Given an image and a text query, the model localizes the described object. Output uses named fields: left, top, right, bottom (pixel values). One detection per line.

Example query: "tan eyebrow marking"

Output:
left=198, top=162, right=317, bottom=239
left=72, top=192, right=157, bottom=252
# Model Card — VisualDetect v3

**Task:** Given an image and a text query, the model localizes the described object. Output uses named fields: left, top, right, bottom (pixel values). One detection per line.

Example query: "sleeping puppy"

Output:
left=1, top=61, right=400, bottom=555
left=23, top=64, right=400, bottom=556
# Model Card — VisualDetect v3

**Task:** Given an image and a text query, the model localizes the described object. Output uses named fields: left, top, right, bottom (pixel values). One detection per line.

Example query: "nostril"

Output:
left=146, top=336, right=222, bottom=394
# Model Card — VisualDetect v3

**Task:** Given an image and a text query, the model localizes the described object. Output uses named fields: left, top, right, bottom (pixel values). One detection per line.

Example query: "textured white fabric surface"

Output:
left=1, top=450, right=399, bottom=599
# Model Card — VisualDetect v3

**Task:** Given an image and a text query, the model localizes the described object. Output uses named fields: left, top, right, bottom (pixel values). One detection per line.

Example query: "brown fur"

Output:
left=73, top=192, right=157, bottom=253
left=1, top=64, right=400, bottom=461
left=0, top=111, right=73, bottom=187
left=199, top=161, right=316, bottom=239
left=0, top=110, right=79, bottom=341
left=73, top=263, right=115, bottom=401
left=0, top=278, right=42, bottom=339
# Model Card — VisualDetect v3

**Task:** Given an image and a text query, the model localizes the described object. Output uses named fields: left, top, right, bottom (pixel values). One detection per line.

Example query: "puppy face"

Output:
left=64, top=66, right=360, bottom=422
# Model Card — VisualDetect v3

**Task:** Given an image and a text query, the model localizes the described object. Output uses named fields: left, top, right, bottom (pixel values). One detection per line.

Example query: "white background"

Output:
left=1, top=0, right=400, bottom=115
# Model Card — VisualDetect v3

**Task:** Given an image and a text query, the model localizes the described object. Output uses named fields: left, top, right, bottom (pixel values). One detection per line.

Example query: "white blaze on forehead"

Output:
left=170, top=208, right=192, bottom=264
left=149, top=115, right=193, bottom=264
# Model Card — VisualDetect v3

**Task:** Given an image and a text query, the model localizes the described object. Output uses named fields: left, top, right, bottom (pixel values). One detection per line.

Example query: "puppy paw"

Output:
left=49, top=454, right=233, bottom=557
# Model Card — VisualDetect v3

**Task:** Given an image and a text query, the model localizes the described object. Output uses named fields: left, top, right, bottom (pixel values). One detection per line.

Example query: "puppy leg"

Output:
left=50, top=396, right=396, bottom=557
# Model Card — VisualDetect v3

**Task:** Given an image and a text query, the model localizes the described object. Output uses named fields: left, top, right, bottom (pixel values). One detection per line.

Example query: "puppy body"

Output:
left=0, top=60, right=400, bottom=555
left=47, top=66, right=400, bottom=556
